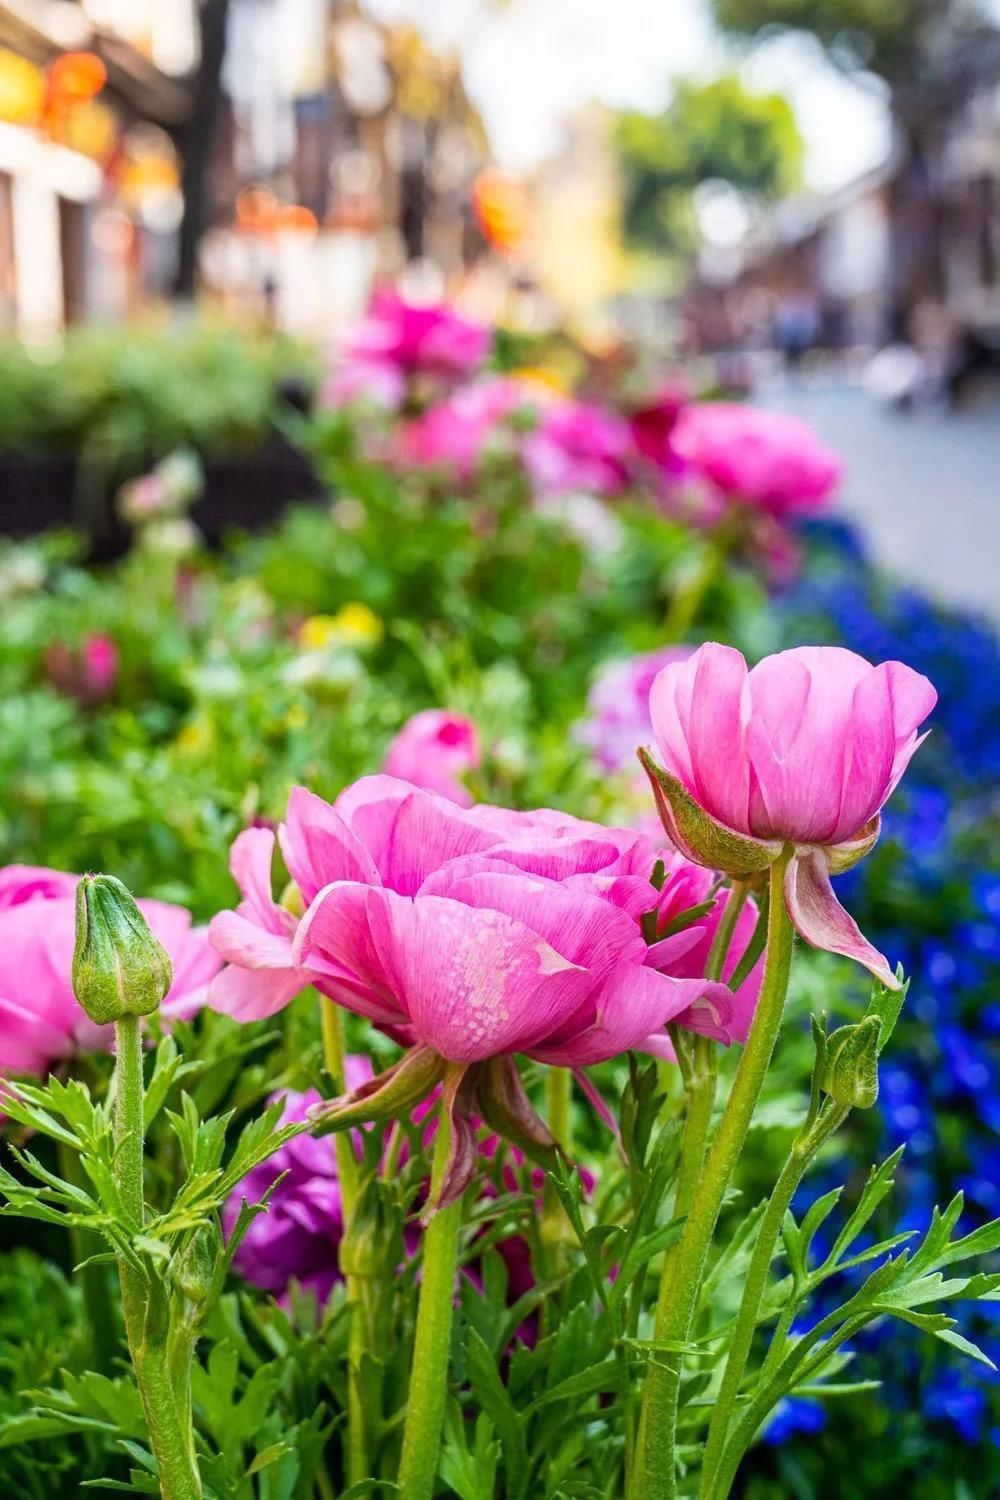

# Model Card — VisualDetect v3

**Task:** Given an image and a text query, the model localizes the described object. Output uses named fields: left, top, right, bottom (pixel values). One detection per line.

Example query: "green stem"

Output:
left=114, top=1016, right=202, bottom=1500
left=663, top=528, right=734, bottom=641
left=58, top=1135, right=119, bottom=1371
left=114, top=1015, right=147, bottom=1347
left=632, top=853, right=794, bottom=1500
left=671, top=1033, right=716, bottom=1224
left=546, top=1065, right=572, bottom=1152
left=713, top=1312, right=869, bottom=1498
left=320, top=996, right=368, bottom=1487
left=697, top=1102, right=849, bottom=1498
left=672, top=881, right=748, bottom=1225
left=540, top=1067, right=575, bottom=1277
left=397, top=1097, right=462, bottom=1500
left=706, top=882, right=750, bottom=984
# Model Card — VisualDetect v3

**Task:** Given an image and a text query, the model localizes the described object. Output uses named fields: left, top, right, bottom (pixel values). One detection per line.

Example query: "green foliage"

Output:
left=616, top=75, right=803, bottom=256
left=711, top=0, right=985, bottom=90
left=0, top=327, right=314, bottom=464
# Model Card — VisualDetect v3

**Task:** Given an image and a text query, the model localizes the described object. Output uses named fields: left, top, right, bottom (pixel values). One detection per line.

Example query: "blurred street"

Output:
left=769, top=382, right=1000, bottom=622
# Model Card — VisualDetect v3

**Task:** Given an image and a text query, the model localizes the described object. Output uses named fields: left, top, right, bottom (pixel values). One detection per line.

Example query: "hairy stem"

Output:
left=397, top=1099, right=462, bottom=1500
left=632, top=853, right=794, bottom=1500
left=114, top=1015, right=202, bottom=1500
left=698, top=1102, right=849, bottom=1497
left=320, top=996, right=369, bottom=1487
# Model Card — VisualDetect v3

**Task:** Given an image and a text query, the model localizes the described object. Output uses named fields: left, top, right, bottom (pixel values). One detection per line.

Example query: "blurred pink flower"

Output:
left=646, top=642, right=937, bottom=986
left=578, top=647, right=693, bottom=775
left=394, top=377, right=528, bottom=477
left=629, top=382, right=689, bottom=476
left=45, top=633, right=119, bottom=706
left=382, top=709, right=481, bottom=806
left=0, top=865, right=221, bottom=1080
left=323, top=290, right=491, bottom=412
left=523, top=398, right=633, bottom=497
left=354, top=290, right=491, bottom=376
left=670, top=402, right=843, bottom=517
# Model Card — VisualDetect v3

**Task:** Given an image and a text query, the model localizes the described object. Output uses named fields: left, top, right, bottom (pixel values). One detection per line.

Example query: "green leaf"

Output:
left=527, top=1358, right=622, bottom=1412
left=465, top=1328, right=529, bottom=1500
left=934, top=1328, right=998, bottom=1369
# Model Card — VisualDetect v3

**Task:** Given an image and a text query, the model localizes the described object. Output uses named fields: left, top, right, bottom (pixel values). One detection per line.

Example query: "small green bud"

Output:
left=72, top=874, right=173, bottom=1025
left=176, top=1223, right=219, bottom=1305
left=821, top=1016, right=882, bottom=1109
left=340, top=1176, right=399, bottom=1280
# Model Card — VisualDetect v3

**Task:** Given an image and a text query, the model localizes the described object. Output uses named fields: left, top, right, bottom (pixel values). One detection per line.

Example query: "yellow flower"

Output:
left=298, top=603, right=383, bottom=652
left=285, top=703, right=308, bottom=730
left=512, top=366, right=567, bottom=396
left=176, top=717, right=213, bottom=756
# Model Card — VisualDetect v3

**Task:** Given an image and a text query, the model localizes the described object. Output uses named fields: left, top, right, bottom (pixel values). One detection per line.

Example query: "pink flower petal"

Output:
left=280, top=785, right=382, bottom=902
left=784, top=849, right=899, bottom=989
left=529, top=966, right=716, bottom=1066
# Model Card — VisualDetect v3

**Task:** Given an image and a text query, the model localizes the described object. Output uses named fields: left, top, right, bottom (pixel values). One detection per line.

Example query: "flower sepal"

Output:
left=637, top=747, right=784, bottom=877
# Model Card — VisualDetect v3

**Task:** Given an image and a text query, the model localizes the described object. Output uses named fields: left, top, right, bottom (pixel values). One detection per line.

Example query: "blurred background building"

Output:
left=0, top=0, right=998, bottom=394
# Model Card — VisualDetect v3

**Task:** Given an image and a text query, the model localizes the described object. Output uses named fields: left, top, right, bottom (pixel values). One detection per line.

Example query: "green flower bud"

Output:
left=72, top=874, right=173, bottom=1025
left=176, top=1223, right=219, bottom=1305
left=340, top=1176, right=399, bottom=1280
left=821, top=1016, right=882, bottom=1109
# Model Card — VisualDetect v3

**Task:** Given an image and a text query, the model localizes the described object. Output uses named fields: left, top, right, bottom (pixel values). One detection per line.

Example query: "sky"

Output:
left=363, top=0, right=893, bottom=196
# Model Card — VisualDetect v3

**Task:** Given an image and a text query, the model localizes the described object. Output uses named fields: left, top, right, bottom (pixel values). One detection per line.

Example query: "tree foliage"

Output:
left=616, top=75, right=803, bottom=257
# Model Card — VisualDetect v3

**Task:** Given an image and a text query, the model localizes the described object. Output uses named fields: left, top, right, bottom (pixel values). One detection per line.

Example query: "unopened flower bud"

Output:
left=176, top=1223, right=218, bottom=1305
left=340, top=1176, right=398, bottom=1280
left=73, top=874, right=173, bottom=1025
left=821, top=1016, right=882, bottom=1109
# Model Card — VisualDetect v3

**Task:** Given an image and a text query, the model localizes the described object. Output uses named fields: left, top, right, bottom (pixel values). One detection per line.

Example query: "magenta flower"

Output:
left=394, top=377, right=529, bottom=478
left=670, top=403, right=842, bottom=517
left=223, top=1066, right=370, bottom=1301
left=629, top=382, right=689, bottom=476
left=0, top=865, right=221, bottom=1080
left=210, top=779, right=743, bottom=1202
left=45, top=633, right=119, bottom=706
left=643, top=643, right=937, bottom=987
left=523, top=398, right=633, bottom=497
left=578, top=647, right=693, bottom=775
left=210, top=779, right=734, bottom=1051
left=382, top=710, right=481, bottom=806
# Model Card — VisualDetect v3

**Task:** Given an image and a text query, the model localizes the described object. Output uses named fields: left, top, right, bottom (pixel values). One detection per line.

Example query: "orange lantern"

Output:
left=274, top=204, right=318, bottom=237
left=49, top=51, right=106, bottom=102
left=235, top=185, right=279, bottom=235
left=472, top=169, right=529, bottom=255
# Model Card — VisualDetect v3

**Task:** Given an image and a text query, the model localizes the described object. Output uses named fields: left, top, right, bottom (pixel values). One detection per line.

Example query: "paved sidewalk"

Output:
left=765, top=381, right=1000, bottom=623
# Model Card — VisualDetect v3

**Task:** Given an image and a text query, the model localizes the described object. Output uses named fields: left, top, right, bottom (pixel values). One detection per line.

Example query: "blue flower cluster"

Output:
left=771, top=521, right=1000, bottom=1454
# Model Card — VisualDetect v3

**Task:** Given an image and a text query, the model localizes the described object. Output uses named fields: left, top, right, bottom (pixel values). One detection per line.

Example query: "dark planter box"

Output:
left=0, top=431, right=325, bottom=559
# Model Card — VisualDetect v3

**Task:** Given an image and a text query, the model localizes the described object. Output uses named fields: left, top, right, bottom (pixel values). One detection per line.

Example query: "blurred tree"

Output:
left=710, top=0, right=1000, bottom=328
left=175, top=0, right=230, bottom=299
left=616, top=76, right=803, bottom=259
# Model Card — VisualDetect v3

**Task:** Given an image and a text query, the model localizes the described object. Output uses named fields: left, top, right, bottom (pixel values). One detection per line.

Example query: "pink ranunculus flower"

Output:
left=629, top=381, right=689, bottom=477
left=356, top=290, right=491, bottom=377
left=45, top=633, right=119, bottom=706
left=393, top=377, right=529, bottom=478
left=0, top=865, right=221, bottom=1081
left=209, top=778, right=743, bottom=1204
left=382, top=710, right=481, bottom=807
left=643, top=643, right=938, bottom=988
left=523, top=397, right=633, bottom=498
left=578, top=647, right=693, bottom=776
left=669, top=402, right=842, bottom=518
